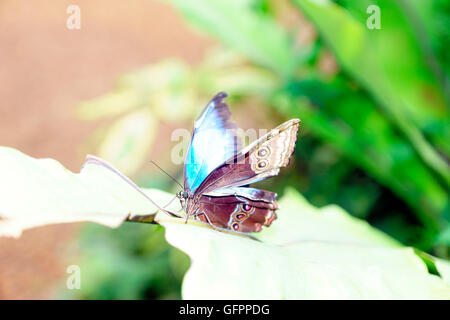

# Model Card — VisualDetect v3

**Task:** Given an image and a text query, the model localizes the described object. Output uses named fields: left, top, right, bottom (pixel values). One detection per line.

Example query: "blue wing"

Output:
left=184, top=92, right=241, bottom=193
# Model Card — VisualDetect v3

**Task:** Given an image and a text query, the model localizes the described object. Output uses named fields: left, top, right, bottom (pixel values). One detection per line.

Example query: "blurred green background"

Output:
left=69, top=0, right=449, bottom=299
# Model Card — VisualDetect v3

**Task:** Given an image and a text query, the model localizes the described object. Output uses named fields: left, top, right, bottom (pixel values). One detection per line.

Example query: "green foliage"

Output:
left=289, top=0, right=449, bottom=232
left=167, top=0, right=300, bottom=76
left=297, top=0, right=449, bottom=165
left=66, top=223, right=189, bottom=300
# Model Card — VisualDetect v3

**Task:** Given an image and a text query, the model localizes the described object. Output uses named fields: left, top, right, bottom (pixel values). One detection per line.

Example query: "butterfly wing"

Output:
left=195, top=118, right=300, bottom=195
left=184, top=92, right=241, bottom=193
left=184, top=94, right=299, bottom=233
left=205, top=187, right=277, bottom=203
left=196, top=193, right=278, bottom=233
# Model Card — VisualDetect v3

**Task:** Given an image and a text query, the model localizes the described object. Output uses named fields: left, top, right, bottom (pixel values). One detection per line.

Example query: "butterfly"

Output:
left=175, top=92, right=300, bottom=233
left=84, top=92, right=300, bottom=233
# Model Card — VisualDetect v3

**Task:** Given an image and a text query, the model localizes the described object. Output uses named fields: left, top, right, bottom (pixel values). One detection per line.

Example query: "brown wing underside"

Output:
left=196, top=194, right=278, bottom=233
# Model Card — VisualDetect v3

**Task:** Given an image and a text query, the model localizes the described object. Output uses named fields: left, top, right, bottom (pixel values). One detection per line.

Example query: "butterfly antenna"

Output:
left=82, top=155, right=179, bottom=218
left=150, top=160, right=183, bottom=190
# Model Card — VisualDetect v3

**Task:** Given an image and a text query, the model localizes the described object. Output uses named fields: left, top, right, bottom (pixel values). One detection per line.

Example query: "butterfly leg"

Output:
left=200, top=211, right=222, bottom=232
left=184, top=204, right=197, bottom=224
left=185, top=203, right=205, bottom=225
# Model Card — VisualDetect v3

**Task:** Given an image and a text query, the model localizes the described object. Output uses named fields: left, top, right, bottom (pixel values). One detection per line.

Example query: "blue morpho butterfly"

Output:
left=84, top=92, right=300, bottom=233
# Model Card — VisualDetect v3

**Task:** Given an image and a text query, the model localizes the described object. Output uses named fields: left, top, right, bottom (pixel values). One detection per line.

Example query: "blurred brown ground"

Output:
left=0, top=0, right=212, bottom=299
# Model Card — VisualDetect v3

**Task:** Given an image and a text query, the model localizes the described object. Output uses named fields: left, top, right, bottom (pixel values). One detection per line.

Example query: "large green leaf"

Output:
left=0, top=147, right=160, bottom=237
left=160, top=189, right=450, bottom=299
left=254, top=188, right=399, bottom=247
left=1, top=147, right=448, bottom=298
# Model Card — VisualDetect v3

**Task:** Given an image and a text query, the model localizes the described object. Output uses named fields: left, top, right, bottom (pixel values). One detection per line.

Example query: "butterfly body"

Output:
left=178, top=92, right=300, bottom=233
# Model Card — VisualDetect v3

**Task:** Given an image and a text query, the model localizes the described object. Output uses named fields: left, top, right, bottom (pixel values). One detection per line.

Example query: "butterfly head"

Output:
left=177, top=190, right=190, bottom=209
